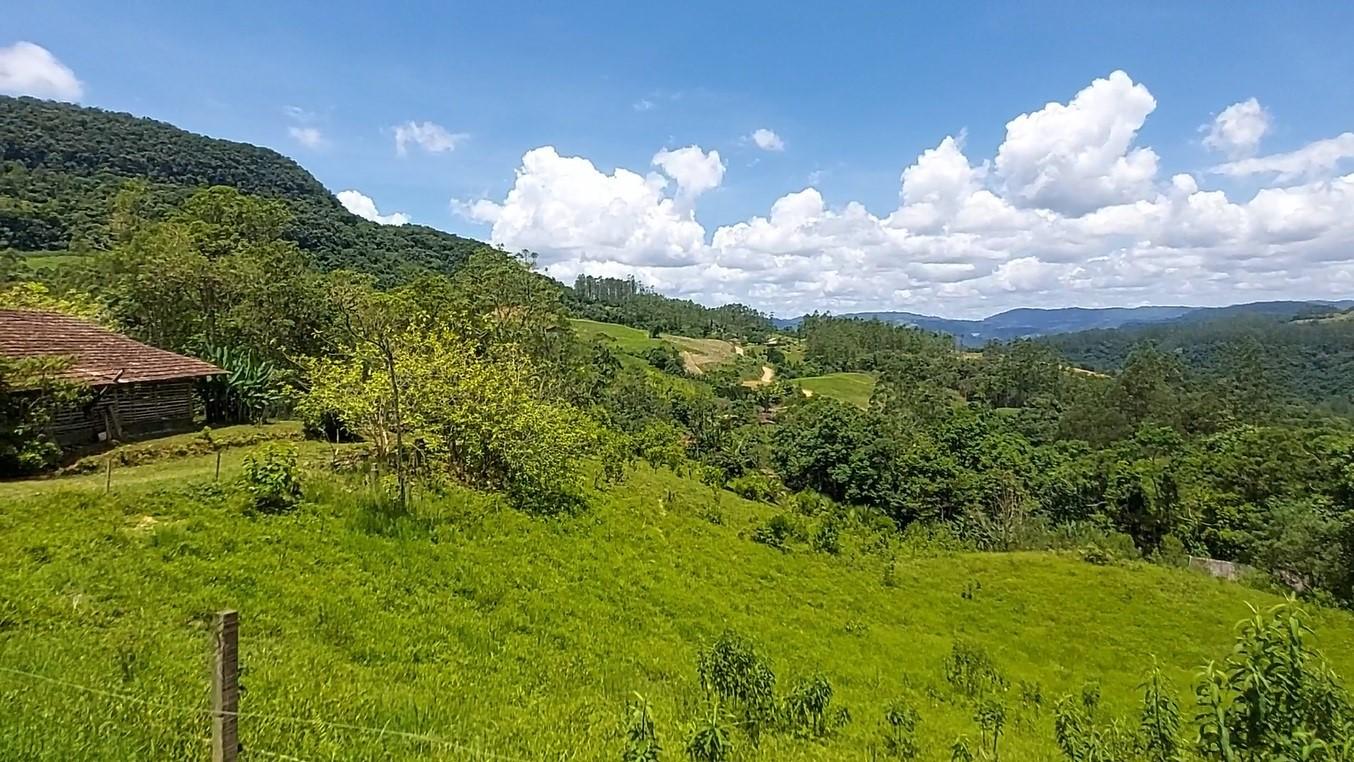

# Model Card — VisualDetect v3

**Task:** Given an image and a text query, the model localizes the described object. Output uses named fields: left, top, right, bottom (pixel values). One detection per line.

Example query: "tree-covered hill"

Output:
left=0, top=95, right=492, bottom=282
left=1043, top=309, right=1354, bottom=414
left=566, top=273, right=772, bottom=340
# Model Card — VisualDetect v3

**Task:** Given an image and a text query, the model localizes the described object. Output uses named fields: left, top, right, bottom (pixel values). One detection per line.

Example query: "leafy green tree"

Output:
left=1195, top=602, right=1354, bottom=760
left=0, top=356, right=83, bottom=476
left=303, top=320, right=618, bottom=513
left=696, top=631, right=777, bottom=744
left=90, top=185, right=331, bottom=359
left=1138, top=660, right=1182, bottom=762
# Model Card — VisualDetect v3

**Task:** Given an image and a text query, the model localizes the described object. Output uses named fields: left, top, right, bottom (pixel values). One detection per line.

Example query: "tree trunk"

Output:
left=381, top=344, right=407, bottom=508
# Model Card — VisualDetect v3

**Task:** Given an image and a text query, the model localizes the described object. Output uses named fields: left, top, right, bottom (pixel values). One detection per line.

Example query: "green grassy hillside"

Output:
left=791, top=372, right=877, bottom=407
left=569, top=318, right=664, bottom=355
left=570, top=318, right=742, bottom=374
left=3, top=448, right=1351, bottom=759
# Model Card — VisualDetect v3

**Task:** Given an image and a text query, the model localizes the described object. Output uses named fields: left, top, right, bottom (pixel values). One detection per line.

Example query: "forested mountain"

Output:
left=1045, top=308, right=1354, bottom=413
left=0, top=96, right=491, bottom=282
left=776, top=300, right=1353, bottom=343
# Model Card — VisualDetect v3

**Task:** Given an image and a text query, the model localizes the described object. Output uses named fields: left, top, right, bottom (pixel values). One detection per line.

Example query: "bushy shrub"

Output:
left=812, top=516, right=841, bottom=555
left=1151, top=534, right=1189, bottom=567
left=696, top=631, right=777, bottom=743
left=727, top=472, right=783, bottom=503
left=752, top=513, right=800, bottom=551
left=646, top=344, right=686, bottom=375
left=781, top=674, right=849, bottom=738
left=880, top=699, right=921, bottom=759
left=0, top=356, right=83, bottom=477
left=1082, top=531, right=1141, bottom=566
left=944, top=641, right=1009, bottom=700
left=789, top=489, right=836, bottom=516
left=240, top=442, right=302, bottom=513
left=1195, top=601, right=1353, bottom=760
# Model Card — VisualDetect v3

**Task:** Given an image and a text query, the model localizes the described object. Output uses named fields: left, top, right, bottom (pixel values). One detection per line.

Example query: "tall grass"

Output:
left=2, top=463, right=1353, bottom=758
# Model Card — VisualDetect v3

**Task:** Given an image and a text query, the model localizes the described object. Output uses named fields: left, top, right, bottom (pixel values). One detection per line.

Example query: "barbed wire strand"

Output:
left=0, top=665, right=532, bottom=762
left=247, top=748, right=309, bottom=761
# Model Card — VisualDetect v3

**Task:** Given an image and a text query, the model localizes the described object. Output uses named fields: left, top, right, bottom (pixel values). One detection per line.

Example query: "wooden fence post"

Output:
left=105, top=458, right=112, bottom=494
left=212, top=610, right=239, bottom=762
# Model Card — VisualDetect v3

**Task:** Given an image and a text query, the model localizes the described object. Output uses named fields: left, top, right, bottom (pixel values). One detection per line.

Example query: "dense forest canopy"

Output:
left=566, top=274, right=773, bottom=340
left=1044, top=309, right=1354, bottom=414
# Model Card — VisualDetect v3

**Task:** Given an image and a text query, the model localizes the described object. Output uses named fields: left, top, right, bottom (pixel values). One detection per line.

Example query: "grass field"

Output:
left=569, top=319, right=741, bottom=374
left=568, top=318, right=663, bottom=355
left=4, top=448, right=1353, bottom=759
left=20, top=251, right=91, bottom=271
left=791, top=372, right=877, bottom=407
left=0, top=422, right=313, bottom=502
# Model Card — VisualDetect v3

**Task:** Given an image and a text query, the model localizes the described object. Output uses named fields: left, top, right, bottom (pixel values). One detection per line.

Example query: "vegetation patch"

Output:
left=790, top=372, right=877, bottom=407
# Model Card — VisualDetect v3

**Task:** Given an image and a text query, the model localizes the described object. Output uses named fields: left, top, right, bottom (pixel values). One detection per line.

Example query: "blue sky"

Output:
left=5, top=2, right=1354, bottom=316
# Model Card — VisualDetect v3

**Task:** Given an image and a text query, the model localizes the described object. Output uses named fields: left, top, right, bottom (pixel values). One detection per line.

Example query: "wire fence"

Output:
left=0, top=664, right=533, bottom=762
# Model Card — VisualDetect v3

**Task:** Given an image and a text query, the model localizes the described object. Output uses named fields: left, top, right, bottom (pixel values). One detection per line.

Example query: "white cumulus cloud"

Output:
left=995, top=70, right=1159, bottom=215
left=652, top=145, right=726, bottom=204
left=1203, top=98, right=1271, bottom=157
left=751, top=128, right=785, bottom=152
left=394, top=121, right=467, bottom=157
left=460, top=73, right=1354, bottom=317
left=338, top=190, right=410, bottom=226
left=465, top=146, right=707, bottom=269
left=0, top=41, right=83, bottom=101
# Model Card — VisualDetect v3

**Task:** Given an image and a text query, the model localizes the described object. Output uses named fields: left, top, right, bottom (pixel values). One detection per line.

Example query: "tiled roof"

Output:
left=0, top=309, right=223, bottom=386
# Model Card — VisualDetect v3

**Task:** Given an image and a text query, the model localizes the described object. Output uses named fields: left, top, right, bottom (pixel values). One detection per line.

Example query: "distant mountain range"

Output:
left=772, top=300, right=1354, bottom=344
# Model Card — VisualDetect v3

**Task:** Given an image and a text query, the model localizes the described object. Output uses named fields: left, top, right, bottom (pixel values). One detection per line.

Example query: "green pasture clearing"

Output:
left=569, top=318, right=743, bottom=373
left=791, top=372, right=877, bottom=407
left=18, top=251, right=91, bottom=272
left=568, top=318, right=663, bottom=355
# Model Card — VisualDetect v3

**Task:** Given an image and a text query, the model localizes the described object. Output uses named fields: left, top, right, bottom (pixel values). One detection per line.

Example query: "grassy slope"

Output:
left=792, top=372, right=878, bottom=407
left=569, top=318, right=740, bottom=374
left=0, top=422, right=312, bottom=501
left=569, top=318, right=663, bottom=355
left=662, top=334, right=739, bottom=374
left=20, top=251, right=92, bottom=271
left=4, top=457, right=1353, bottom=759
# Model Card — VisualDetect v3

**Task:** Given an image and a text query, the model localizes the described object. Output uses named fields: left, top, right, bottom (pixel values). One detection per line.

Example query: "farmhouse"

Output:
left=0, top=309, right=222, bottom=445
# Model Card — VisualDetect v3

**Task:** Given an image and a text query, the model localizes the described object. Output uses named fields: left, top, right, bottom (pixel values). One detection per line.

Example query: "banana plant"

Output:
left=198, top=343, right=288, bottom=424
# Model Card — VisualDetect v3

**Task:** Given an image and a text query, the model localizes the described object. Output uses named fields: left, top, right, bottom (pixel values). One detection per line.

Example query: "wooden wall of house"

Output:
left=50, top=380, right=198, bottom=445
